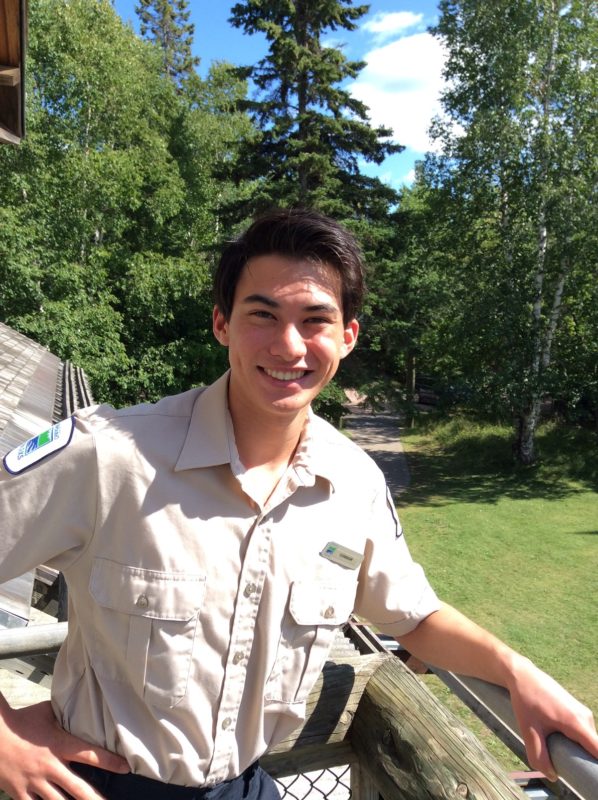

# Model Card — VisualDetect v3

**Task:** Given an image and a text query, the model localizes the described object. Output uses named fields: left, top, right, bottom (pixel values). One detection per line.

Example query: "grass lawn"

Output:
left=395, top=417, right=598, bottom=769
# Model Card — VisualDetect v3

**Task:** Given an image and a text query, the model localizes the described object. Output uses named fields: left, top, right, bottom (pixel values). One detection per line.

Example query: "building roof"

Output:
left=0, top=322, right=62, bottom=454
left=0, top=321, right=92, bottom=625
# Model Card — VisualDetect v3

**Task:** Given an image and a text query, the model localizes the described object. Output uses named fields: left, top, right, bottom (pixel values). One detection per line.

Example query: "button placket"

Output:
left=208, top=514, right=273, bottom=781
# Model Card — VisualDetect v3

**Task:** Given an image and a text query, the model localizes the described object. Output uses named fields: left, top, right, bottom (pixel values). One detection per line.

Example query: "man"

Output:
left=0, top=209, right=596, bottom=800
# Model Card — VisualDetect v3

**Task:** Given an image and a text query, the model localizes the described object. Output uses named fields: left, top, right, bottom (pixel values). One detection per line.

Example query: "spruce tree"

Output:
left=135, top=0, right=199, bottom=90
left=226, top=0, right=402, bottom=219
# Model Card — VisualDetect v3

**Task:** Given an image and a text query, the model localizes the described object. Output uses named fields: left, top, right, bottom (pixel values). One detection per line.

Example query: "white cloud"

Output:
left=349, top=31, right=447, bottom=153
left=362, top=11, right=424, bottom=42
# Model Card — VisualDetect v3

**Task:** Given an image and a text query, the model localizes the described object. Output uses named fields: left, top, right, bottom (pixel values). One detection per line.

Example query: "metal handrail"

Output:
left=0, top=620, right=67, bottom=657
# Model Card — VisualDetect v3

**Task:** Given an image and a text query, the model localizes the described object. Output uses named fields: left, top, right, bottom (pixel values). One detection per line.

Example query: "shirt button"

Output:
left=136, top=594, right=149, bottom=609
left=221, top=717, right=233, bottom=730
left=323, top=606, right=335, bottom=619
left=232, top=651, right=244, bottom=665
left=243, top=582, right=257, bottom=597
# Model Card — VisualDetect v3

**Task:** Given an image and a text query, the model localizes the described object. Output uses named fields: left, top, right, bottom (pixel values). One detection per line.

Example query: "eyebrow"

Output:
left=242, top=294, right=339, bottom=315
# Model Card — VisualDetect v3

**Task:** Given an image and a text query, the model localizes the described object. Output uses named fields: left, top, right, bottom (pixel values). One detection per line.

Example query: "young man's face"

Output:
left=213, top=254, right=359, bottom=425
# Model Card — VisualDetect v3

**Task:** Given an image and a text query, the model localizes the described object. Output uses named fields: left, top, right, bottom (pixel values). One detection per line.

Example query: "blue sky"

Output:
left=113, top=1, right=445, bottom=188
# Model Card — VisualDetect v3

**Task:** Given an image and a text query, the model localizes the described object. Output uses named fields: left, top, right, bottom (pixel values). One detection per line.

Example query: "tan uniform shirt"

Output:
left=0, top=372, right=439, bottom=786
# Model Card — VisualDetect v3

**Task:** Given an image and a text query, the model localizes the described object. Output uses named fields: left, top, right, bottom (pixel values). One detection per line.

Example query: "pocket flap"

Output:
left=90, top=558, right=206, bottom=621
left=289, top=581, right=355, bottom=626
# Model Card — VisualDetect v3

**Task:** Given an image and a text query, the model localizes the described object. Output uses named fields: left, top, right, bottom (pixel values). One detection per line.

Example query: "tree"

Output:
left=226, top=0, right=401, bottom=219
left=0, top=0, right=239, bottom=405
left=354, top=177, right=459, bottom=418
left=423, top=0, right=597, bottom=462
left=135, top=0, right=200, bottom=91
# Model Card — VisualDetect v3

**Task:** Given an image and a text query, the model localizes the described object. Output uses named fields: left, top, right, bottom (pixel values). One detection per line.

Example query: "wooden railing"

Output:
left=1, top=622, right=597, bottom=800
left=263, top=653, right=528, bottom=800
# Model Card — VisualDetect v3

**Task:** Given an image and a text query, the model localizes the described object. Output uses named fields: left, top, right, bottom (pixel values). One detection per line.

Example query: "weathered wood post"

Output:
left=351, top=656, right=527, bottom=800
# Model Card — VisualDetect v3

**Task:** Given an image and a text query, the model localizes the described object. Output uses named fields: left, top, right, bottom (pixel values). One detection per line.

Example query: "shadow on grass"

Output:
left=397, top=422, right=598, bottom=507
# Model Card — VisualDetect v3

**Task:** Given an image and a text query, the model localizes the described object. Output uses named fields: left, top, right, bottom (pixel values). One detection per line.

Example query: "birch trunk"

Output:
left=515, top=2, right=560, bottom=465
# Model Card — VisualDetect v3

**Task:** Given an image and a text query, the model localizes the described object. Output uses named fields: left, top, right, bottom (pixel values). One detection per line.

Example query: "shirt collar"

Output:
left=174, top=371, right=232, bottom=471
left=174, top=371, right=339, bottom=491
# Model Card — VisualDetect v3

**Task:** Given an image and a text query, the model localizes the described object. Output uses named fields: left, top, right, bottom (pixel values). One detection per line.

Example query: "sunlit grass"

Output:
left=397, top=417, right=598, bottom=769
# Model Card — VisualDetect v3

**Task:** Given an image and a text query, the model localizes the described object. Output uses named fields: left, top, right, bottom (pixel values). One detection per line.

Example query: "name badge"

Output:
left=320, top=542, right=363, bottom=570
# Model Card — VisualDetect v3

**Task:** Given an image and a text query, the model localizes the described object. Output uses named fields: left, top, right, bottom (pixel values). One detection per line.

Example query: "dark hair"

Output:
left=214, top=208, right=365, bottom=324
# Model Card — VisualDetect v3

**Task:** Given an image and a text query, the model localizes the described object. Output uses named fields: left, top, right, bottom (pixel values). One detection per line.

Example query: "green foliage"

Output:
left=352, top=184, right=451, bottom=398
left=0, top=207, right=44, bottom=319
left=2, top=0, right=595, bottom=435
left=311, top=380, right=349, bottom=427
left=116, top=251, right=226, bottom=403
left=16, top=293, right=130, bottom=402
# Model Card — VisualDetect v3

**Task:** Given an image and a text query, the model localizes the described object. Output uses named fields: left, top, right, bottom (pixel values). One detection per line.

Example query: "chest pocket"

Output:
left=265, top=581, right=356, bottom=706
left=89, top=559, right=206, bottom=708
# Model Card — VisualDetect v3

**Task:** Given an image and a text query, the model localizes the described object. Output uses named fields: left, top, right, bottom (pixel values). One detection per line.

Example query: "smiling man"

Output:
left=0, top=209, right=597, bottom=800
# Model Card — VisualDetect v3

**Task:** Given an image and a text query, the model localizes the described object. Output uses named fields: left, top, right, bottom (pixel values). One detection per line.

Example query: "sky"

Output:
left=113, top=1, right=445, bottom=189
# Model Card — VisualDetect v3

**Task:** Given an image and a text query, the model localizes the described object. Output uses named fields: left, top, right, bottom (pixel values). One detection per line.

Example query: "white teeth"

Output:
left=264, top=368, right=306, bottom=381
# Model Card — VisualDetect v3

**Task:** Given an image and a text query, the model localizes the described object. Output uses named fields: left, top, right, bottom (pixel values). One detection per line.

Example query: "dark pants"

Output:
left=70, top=761, right=280, bottom=800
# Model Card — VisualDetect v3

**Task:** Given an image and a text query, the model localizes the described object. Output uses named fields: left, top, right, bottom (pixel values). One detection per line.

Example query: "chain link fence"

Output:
left=274, top=766, right=351, bottom=800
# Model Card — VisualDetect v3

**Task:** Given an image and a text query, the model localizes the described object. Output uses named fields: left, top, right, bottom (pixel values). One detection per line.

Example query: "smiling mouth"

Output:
left=262, top=367, right=309, bottom=381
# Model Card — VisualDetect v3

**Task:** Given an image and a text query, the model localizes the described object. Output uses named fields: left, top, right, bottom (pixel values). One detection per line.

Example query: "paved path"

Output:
left=344, top=407, right=411, bottom=499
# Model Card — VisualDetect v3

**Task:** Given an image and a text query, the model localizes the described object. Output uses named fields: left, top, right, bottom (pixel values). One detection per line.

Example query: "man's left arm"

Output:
left=397, top=602, right=598, bottom=781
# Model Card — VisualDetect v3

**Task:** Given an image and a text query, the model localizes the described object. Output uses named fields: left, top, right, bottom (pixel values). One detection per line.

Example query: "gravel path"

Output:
left=344, top=407, right=411, bottom=499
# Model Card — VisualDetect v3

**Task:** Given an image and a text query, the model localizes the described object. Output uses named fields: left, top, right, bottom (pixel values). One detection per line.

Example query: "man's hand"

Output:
left=0, top=699, right=129, bottom=800
left=398, top=602, right=598, bottom=781
left=507, top=657, right=598, bottom=781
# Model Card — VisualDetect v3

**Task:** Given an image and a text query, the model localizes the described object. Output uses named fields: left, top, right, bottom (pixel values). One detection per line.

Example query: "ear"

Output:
left=213, top=305, right=230, bottom=346
left=340, top=319, right=359, bottom=359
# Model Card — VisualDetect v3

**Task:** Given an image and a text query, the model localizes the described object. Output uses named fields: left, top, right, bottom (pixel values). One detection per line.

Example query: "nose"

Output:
left=270, top=324, right=307, bottom=360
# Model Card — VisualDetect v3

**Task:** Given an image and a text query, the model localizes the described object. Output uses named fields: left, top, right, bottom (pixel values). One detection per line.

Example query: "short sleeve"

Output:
left=0, top=416, right=98, bottom=581
left=353, top=482, right=440, bottom=636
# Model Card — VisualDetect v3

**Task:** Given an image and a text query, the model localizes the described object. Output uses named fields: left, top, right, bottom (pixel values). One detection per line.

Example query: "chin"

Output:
left=269, top=393, right=314, bottom=414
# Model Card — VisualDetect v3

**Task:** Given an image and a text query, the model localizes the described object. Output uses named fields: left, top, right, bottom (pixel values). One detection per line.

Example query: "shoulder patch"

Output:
left=3, top=417, right=75, bottom=475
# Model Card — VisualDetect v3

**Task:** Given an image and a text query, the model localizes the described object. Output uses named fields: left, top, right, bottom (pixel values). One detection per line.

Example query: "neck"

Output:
left=228, top=403, right=306, bottom=508
left=232, top=406, right=306, bottom=471
left=225, top=374, right=310, bottom=492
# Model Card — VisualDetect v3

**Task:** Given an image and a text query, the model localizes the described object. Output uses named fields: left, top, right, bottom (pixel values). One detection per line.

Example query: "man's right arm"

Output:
left=0, top=694, right=129, bottom=800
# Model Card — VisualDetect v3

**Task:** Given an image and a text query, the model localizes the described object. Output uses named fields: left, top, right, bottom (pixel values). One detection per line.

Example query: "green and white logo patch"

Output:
left=3, top=417, right=75, bottom=474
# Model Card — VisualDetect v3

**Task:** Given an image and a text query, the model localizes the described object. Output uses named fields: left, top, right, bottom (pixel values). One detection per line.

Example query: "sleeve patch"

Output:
left=3, top=417, right=75, bottom=475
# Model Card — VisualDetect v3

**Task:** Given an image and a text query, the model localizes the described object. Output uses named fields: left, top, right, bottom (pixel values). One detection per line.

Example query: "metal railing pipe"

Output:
left=0, top=621, right=67, bottom=658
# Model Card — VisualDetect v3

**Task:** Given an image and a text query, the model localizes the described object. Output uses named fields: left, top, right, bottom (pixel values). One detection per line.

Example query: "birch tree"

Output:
left=428, top=0, right=597, bottom=463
